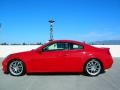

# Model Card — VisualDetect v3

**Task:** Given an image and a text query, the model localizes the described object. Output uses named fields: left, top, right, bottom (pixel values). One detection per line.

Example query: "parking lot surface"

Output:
left=0, top=58, right=120, bottom=90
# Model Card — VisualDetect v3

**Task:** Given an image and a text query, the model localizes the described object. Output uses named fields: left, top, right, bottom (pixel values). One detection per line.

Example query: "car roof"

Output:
left=49, top=40, right=83, bottom=44
left=36, top=39, right=90, bottom=50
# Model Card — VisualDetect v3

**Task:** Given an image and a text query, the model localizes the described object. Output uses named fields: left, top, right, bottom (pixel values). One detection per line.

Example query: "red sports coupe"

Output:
left=2, top=40, right=113, bottom=76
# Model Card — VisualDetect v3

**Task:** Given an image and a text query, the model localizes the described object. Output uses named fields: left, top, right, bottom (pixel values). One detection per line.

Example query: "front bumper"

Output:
left=2, top=59, right=9, bottom=74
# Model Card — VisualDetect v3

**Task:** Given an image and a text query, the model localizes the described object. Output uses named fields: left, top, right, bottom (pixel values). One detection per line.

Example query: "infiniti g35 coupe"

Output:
left=2, top=40, right=113, bottom=76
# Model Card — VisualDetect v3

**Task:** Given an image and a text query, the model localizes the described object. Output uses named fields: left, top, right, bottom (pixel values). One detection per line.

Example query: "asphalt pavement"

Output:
left=0, top=58, right=120, bottom=90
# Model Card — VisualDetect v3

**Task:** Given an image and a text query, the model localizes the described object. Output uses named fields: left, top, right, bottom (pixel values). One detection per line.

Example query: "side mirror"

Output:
left=43, top=48, right=48, bottom=51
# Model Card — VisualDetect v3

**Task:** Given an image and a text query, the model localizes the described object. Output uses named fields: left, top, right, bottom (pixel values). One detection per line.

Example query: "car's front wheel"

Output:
left=8, top=60, right=25, bottom=76
left=85, top=59, right=102, bottom=76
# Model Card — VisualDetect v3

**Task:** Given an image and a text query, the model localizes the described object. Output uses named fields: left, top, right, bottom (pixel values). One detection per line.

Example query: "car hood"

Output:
left=5, top=50, right=36, bottom=60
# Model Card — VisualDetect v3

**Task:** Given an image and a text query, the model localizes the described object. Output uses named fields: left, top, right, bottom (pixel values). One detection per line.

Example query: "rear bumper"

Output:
left=103, top=55, right=113, bottom=70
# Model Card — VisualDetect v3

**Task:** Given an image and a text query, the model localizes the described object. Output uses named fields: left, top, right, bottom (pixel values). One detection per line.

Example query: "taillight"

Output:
left=101, top=48, right=111, bottom=55
left=107, top=50, right=111, bottom=55
left=105, top=48, right=111, bottom=55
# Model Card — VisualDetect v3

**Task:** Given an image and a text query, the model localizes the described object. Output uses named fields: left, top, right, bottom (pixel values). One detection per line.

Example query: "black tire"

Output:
left=8, top=60, right=25, bottom=76
left=84, top=59, right=102, bottom=76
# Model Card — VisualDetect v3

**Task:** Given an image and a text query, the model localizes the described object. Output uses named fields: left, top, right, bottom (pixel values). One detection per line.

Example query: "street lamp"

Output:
left=48, top=19, right=55, bottom=41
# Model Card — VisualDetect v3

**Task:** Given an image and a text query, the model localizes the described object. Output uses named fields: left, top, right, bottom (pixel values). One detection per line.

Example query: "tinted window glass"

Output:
left=44, top=42, right=69, bottom=51
left=69, top=43, right=83, bottom=50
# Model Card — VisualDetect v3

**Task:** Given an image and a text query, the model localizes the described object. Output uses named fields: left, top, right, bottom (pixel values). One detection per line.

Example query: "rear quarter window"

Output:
left=70, top=43, right=84, bottom=50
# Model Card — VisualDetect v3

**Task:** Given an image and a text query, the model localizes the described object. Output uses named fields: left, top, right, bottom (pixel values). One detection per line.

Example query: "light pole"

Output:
left=48, top=19, right=55, bottom=41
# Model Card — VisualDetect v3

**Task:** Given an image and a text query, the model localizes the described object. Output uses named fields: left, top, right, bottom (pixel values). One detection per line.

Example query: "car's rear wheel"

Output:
left=8, top=60, right=25, bottom=76
left=85, top=59, right=102, bottom=76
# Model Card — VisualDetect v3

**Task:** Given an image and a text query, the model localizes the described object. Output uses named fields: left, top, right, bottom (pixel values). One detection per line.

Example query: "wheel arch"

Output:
left=7, top=58, right=27, bottom=74
left=83, top=58, right=104, bottom=73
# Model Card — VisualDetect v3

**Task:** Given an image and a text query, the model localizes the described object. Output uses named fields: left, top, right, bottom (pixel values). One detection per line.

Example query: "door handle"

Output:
left=64, top=54, right=69, bottom=56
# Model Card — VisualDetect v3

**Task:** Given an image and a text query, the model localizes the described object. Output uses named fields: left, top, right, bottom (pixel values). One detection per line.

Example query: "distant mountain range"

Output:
left=89, top=40, right=120, bottom=45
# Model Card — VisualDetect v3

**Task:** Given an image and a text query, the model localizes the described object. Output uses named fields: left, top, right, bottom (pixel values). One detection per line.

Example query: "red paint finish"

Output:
left=2, top=40, right=113, bottom=74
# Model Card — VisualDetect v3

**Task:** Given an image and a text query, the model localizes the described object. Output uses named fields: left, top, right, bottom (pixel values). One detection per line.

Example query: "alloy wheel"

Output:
left=9, top=60, right=24, bottom=76
left=85, top=59, right=102, bottom=76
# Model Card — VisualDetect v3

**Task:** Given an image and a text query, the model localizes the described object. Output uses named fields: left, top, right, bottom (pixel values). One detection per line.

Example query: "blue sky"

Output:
left=0, top=0, right=120, bottom=43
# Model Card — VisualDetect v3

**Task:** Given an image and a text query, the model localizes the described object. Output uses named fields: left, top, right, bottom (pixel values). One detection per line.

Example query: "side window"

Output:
left=46, top=43, right=57, bottom=50
left=69, top=43, right=84, bottom=50
left=43, top=42, right=69, bottom=51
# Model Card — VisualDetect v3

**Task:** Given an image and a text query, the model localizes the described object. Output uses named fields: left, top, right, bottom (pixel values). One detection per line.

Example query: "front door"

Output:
left=32, top=42, right=69, bottom=72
